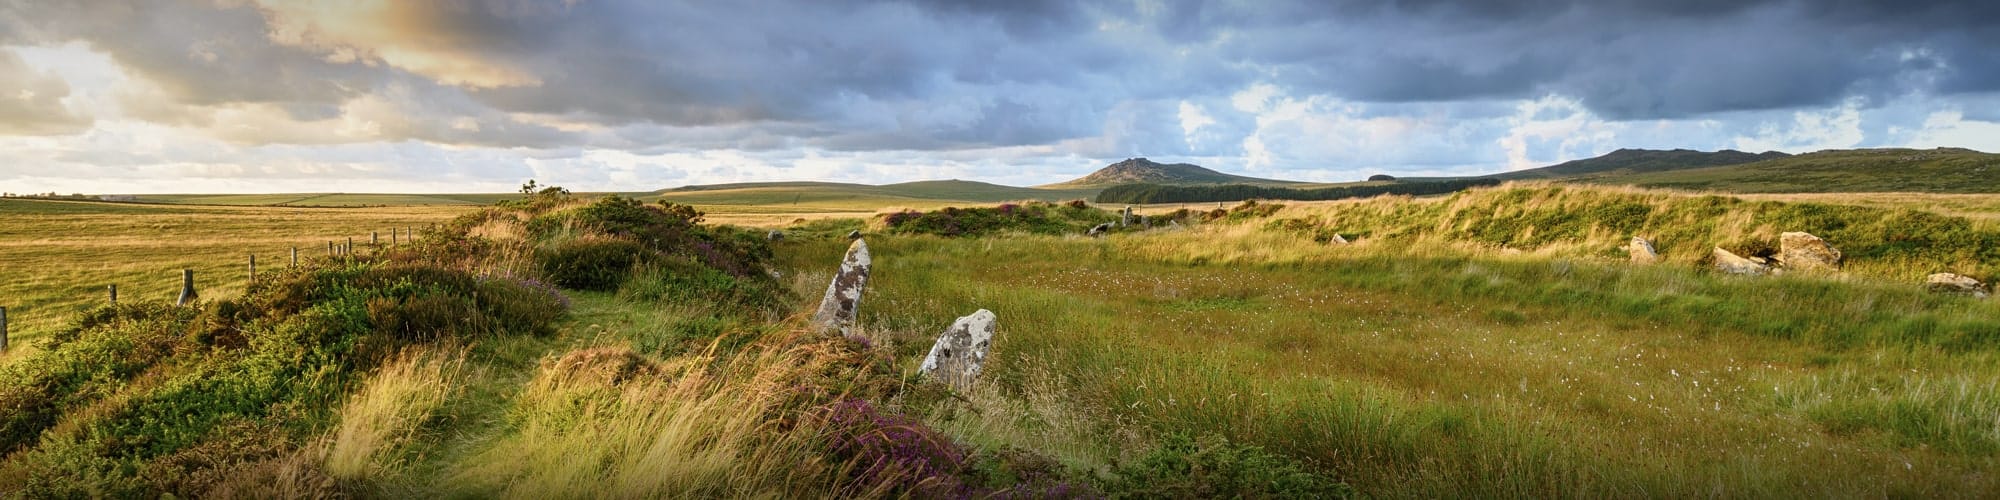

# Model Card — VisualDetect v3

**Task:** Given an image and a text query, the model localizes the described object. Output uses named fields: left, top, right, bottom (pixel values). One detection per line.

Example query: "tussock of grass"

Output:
left=324, top=346, right=473, bottom=482
left=444, top=333, right=893, bottom=497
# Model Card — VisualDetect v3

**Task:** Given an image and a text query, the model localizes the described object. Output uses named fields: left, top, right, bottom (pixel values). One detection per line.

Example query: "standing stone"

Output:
left=919, top=309, right=996, bottom=391
left=1628, top=236, right=1660, bottom=264
left=1121, top=206, right=1133, bottom=227
left=1087, top=222, right=1114, bottom=237
left=810, top=239, right=871, bottom=335
left=1926, top=273, right=1989, bottom=298
left=1711, top=247, right=1770, bottom=276
left=767, top=229, right=785, bottom=241
left=1779, top=232, right=1841, bottom=272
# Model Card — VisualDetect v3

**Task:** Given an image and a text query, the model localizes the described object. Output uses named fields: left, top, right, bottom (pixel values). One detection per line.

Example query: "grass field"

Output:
left=4, top=185, right=2000, bottom=496
left=0, top=198, right=469, bottom=357
left=781, top=230, right=2000, bottom=497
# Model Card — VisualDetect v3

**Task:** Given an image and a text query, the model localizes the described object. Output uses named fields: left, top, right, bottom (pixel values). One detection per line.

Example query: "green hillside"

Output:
left=1492, top=148, right=1789, bottom=180
left=1582, top=147, right=2000, bottom=193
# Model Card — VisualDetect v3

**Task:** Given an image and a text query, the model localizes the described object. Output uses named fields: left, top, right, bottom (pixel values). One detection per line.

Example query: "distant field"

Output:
left=131, top=192, right=528, bottom=206
left=0, top=198, right=469, bottom=356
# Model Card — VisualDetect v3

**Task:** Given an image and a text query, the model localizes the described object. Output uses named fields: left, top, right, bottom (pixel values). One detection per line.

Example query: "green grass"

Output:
left=776, top=229, right=2000, bottom=497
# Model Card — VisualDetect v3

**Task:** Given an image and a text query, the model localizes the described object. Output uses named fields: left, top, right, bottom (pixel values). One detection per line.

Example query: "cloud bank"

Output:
left=1, top=0, right=1996, bottom=193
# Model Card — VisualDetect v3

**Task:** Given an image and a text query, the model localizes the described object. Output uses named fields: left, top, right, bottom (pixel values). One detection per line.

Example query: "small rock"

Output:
left=1087, top=222, right=1114, bottom=237
left=1779, top=232, right=1841, bottom=272
left=920, top=309, right=996, bottom=391
left=766, top=229, right=785, bottom=241
left=1926, top=273, right=1989, bottom=298
left=1328, top=233, right=1349, bottom=244
left=810, top=239, right=871, bottom=335
left=1712, top=247, right=1770, bottom=275
left=1628, top=236, right=1659, bottom=264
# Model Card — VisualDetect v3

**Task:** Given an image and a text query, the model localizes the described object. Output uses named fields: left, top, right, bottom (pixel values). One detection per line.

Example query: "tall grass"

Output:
left=443, top=332, right=893, bottom=497
left=324, top=346, right=473, bottom=482
left=772, top=192, right=2000, bottom=497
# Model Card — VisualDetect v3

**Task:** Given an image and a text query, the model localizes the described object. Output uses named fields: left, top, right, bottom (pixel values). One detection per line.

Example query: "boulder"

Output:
left=810, top=239, right=871, bottom=335
left=1628, top=236, right=1659, bottom=264
left=766, top=229, right=785, bottom=241
left=919, top=309, right=997, bottom=390
left=1327, top=233, right=1349, bottom=244
left=1779, top=232, right=1841, bottom=272
left=845, top=229, right=863, bottom=240
left=1711, top=247, right=1770, bottom=275
left=1087, top=222, right=1114, bottom=237
left=1926, top=273, right=1989, bottom=298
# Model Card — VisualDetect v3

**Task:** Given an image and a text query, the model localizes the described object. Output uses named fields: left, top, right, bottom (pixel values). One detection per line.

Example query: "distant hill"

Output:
left=1043, top=158, right=1302, bottom=187
left=652, top=179, right=1099, bottom=212
left=1492, top=148, right=1791, bottom=180
left=1572, top=147, right=2000, bottom=193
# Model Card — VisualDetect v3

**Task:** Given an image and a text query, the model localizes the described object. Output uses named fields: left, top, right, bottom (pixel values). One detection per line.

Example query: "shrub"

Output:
left=1101, top=433, right=1354, bottom=499
left=539, top=238, right=644, bottom=291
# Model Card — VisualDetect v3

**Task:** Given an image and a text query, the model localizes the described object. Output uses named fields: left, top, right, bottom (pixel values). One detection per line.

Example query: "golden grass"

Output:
left=324, top=346, right=473, bottom=482
left=441, top=334, right=876, bottom=498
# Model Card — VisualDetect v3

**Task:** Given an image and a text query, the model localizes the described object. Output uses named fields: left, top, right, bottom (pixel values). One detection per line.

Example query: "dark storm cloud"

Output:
left=2, top=0, right=1996, bottom=149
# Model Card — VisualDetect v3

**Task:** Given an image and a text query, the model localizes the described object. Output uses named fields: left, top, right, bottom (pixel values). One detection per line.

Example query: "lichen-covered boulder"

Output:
left=1926, top=273, right=1989, bottom=298
left=1628, top=236, right=1659, bottom=264
left=919, top=309, right=996, bottom=390
left=1712, top=247, right=1770, bottom=275
left=1328, top=233, right=1349, bottom=245
left=766, top=229, right=785, bottom=241
left=1087, top=222, right=1114, bottom=237
left=810, top=239, right=871, bottom=335
left=1779, top=232, right=1841, bottom=272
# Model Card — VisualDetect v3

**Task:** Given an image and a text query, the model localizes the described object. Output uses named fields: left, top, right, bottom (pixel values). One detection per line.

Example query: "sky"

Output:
left=2, top=0, right=1998, bottom=194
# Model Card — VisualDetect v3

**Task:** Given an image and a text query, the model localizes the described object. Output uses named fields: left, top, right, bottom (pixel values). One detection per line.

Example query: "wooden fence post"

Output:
left=248, top=254, right=257, bottom=282
left=109, top=284, right=117, bottom=305
left=347, top=237, right=353, bottom=256
left=372, top=231, right=378, bottom=246
left=391, top=228, right=398, bottom=245
left=2, top=306, right=9, bottom=353
left=291, top=247, right=298, bottom=267
left=177, top=269, right=198, bottom=305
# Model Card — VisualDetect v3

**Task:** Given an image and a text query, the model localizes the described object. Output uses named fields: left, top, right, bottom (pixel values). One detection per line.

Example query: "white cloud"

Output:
left=1731, top=98, right=1866, bottom=152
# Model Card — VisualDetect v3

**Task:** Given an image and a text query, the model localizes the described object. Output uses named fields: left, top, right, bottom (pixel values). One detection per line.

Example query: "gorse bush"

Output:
left=539, top=238, right=644, bottom=291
